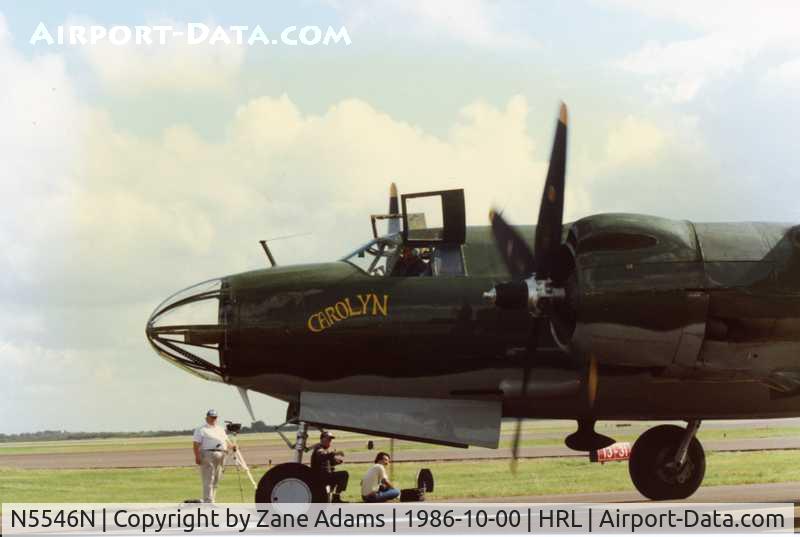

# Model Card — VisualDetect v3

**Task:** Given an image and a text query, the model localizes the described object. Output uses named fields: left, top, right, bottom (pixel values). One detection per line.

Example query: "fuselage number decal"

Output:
left=307, top=293, right=389, bottom=333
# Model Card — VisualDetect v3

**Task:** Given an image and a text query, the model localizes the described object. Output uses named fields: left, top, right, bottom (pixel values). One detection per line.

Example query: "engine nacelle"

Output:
left=564, top=213, right=708, bottom=368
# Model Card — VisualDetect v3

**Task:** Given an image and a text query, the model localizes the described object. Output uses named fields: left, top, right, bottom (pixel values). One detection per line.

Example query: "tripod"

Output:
left=225, top=423, right=257, bottom=501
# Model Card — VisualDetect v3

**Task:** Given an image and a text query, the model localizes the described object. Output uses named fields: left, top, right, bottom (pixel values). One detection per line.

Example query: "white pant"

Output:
left=200, top=451, right=225, bottom=503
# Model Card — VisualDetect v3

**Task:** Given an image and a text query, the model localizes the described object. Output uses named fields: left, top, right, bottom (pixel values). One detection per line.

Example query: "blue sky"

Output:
left=1, top=1, right=800, bottom=433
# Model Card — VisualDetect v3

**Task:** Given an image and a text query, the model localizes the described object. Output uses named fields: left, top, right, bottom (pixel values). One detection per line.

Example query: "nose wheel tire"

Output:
left=629, top=425, right=705, bottom=500
left=255, top=463, right=328, bottom=504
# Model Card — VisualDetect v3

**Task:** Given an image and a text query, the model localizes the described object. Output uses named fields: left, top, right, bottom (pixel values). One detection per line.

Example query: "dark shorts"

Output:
left=319, top=470, right=349, bottom=492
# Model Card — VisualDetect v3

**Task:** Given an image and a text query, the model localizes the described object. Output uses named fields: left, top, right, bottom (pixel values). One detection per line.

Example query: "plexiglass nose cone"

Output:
left=146, top=278, right=229, bottom=380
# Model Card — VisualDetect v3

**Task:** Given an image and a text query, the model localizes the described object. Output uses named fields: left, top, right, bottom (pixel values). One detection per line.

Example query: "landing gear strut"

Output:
left=629, top=420, right=705, bottom=500
left=255, top=421, right=328, bottom=504
left=294, top=422, right=309, bottom=463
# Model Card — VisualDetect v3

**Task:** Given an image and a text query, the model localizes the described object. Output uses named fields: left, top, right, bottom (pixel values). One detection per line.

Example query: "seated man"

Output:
left=361, top=452, right=400, bottom=502
left=310, top=431, right=349, bottom=502
left=390, top=247, right=429, bottom=277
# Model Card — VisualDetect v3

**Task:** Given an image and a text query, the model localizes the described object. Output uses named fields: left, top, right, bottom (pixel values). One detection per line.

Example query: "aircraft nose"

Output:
left=145, top=278, right=230, bottom=380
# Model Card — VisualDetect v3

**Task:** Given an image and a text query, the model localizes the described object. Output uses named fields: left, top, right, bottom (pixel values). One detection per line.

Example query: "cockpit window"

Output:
left=341, top=236, right=400, bottom=276
left=342, top=236, right=465, bottom=277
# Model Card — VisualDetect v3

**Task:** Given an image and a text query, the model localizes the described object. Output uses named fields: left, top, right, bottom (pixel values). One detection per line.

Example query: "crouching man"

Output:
left=361, top=452, right=400, bottom=502
left=192, top=409, right=234, bottom=503
left=311, top=431, right=349, bottom=502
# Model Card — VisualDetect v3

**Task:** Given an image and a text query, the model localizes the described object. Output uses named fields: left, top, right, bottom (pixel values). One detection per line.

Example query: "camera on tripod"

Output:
left=225, top=421, right=242, bottom=434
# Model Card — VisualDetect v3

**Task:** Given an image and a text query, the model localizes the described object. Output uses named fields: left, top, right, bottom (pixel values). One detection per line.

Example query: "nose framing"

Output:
left=145, top=278, right=229, bottom=380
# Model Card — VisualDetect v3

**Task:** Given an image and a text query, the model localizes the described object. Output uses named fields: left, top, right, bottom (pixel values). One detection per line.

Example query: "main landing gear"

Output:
left=255, top=422, right=328, bottom=504
left=629, top=420, right=705, bottom=500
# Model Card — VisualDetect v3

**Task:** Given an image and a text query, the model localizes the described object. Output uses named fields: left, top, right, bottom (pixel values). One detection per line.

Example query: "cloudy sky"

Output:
left=2, top=1, right=800, bottom=433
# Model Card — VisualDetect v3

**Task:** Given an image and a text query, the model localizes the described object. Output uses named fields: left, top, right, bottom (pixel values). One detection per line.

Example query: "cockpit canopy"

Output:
left=343, top=188, right=468, bottom=277
left=341, top=232, right=466, bottom=277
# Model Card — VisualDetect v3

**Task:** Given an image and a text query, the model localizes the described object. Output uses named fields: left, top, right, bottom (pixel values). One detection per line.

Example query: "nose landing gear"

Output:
left=255, top=422, right=328, bottom=504
left=629, top=420, right=705, bottom=500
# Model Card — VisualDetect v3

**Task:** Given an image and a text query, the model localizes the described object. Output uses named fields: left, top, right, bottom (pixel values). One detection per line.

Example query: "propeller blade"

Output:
left=490, top=103, right=568, bottom=281
left=389, top=437, right=395, bottom=480
left=510, top=417, right=523, bottom=475
left=237, top=387, right=257, bottom=423
left=490, top=209, right=536, bottom=279
left=388, top=182, right=401, bottom=235
left=510, top=357, right=533, bottom=475
left=532, top=102, right=568, bottom=279
left=587, top=354, right=599, bottom=407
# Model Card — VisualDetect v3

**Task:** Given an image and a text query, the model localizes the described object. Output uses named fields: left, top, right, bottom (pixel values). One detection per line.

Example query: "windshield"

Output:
left=341, top=236, right=400, bottom=276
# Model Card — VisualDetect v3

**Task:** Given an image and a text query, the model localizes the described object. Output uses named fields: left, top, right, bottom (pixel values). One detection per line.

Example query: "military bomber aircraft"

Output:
left=146, top=103, right=800, bottom=503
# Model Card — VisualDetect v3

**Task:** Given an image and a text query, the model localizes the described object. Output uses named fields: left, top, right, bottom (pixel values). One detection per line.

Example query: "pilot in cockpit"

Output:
left=391, top=247, right=430, bottom=277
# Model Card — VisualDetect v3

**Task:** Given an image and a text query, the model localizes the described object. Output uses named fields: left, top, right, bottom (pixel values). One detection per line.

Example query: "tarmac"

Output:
left=458, top=481, right=800, bottom=503
left=2, top=436, right=800, bottom=470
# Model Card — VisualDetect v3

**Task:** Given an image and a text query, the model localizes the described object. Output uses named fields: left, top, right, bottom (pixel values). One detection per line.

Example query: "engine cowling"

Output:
left=559, top=213, right=708, bottom=368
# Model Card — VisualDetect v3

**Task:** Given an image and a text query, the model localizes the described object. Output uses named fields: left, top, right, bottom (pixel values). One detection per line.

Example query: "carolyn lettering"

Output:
left=307, top=293, right=389, bottom=333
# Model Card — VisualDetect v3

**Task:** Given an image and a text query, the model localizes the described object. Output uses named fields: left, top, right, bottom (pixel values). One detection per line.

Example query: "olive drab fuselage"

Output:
left=160, top=214, right=800, bottom=422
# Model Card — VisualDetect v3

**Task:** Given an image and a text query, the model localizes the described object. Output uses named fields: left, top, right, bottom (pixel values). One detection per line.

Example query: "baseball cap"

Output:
left=321, top=431, right=335, bottom=439
left=206, top=409, right=218, bottom=417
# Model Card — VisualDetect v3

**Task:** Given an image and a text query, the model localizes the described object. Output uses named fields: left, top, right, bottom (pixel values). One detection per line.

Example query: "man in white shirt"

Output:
left=361, top=452, right=400, bottom=502
left=192, top=409, right=234, bottom=503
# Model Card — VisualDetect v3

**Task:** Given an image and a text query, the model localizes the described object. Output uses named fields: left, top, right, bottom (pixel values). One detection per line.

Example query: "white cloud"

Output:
left=0, top=17, right=86, bottom=297
left=76, top=18, right=245, bottom=94
left=763, top=57, right=800, bottom=92
left=329, top=0, right=539, bottom=49
left=604, top=115, right=666, bottom=166
left=618, top=34, right=758, bottom=103
left=67, top=93, right=581, bottom=295
left=601, top=0, right=799, bottom=32
left=574, top=112, right=736, bottom=221
left=608, top=0, right=800, bottom=101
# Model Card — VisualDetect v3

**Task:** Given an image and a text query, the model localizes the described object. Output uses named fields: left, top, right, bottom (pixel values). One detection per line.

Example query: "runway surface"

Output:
left=456, top=481, right=800, bottom=504
left=2, top=436, right=800, bottom=469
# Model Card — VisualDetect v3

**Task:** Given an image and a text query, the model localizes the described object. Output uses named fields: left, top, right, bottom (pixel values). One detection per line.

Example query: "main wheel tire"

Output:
left=629, top=425, right=705, bottom=500
left=255, top=463, right=328, bottom=504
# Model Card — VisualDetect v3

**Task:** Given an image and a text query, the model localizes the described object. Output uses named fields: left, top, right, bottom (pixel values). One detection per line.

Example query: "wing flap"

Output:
left=298, top=392, right=501, bottom=448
